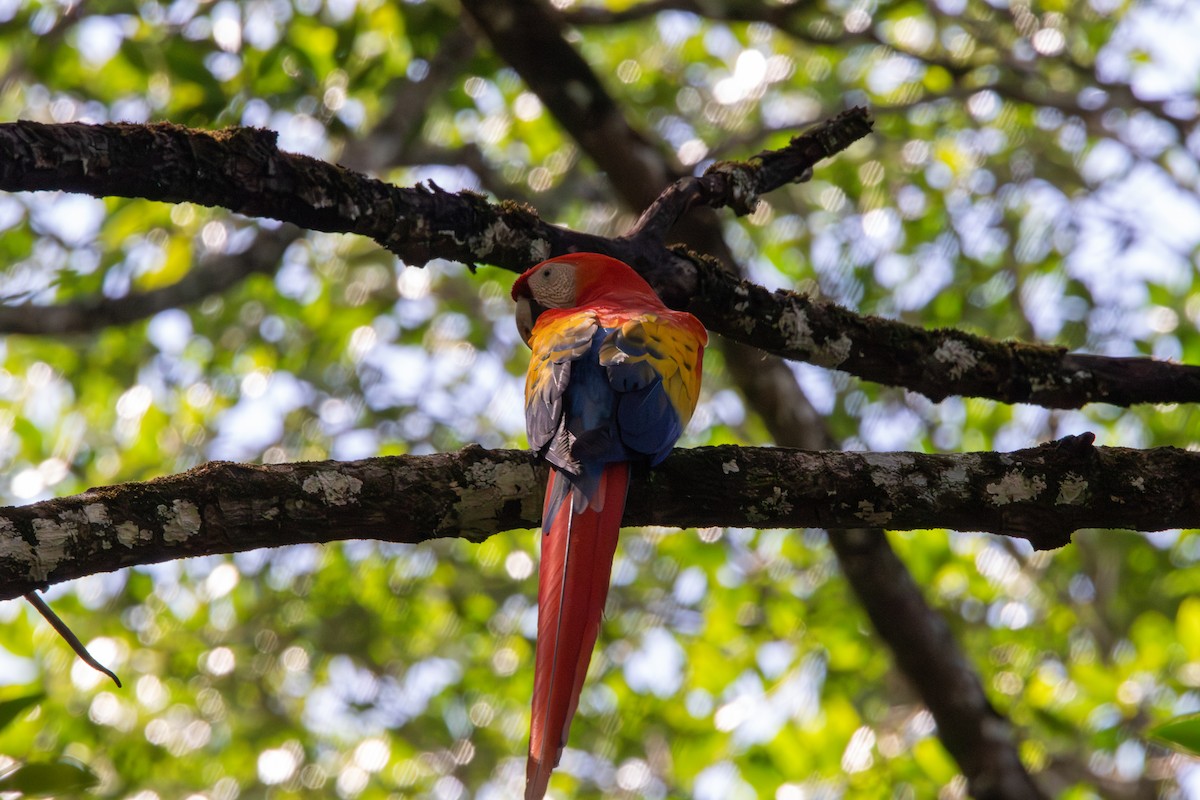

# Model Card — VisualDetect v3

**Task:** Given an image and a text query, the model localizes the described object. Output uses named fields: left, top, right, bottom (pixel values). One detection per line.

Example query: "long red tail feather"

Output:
left=525, top=463, right=630, bottom=800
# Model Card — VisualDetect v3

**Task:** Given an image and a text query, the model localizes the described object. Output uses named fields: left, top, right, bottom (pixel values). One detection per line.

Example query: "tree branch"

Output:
left=0, top=27, right=480, bottom=339
left=826, top=531, right=1036, bottom=800
left=340, top=22, right=479, bottom=174
left=0, top=119, right=604, bottom=268
left=622, top=107, right=873, bottom=240
left=686, top=264, right=1200, bottom=408
left=0, top=222, right=298, bottom=335
left=4, top=118, right=1197, bottom=407
left=1, top=436, right=1194, bottom=601
left=562, top=0, right=1195, bottom=144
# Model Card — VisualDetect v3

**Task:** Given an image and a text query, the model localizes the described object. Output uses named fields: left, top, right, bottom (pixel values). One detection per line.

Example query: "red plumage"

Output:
left=513, top=254, right=705, bottom=799
left=526, top=464, right=629, bottom=800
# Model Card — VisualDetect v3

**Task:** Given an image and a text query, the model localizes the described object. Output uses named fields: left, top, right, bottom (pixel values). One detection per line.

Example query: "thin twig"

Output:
left=24, top=591, right=121, bottom=687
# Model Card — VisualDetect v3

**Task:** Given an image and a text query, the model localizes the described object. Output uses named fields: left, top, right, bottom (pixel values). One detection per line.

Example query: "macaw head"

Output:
left=511, top=253, right=662, bottom=345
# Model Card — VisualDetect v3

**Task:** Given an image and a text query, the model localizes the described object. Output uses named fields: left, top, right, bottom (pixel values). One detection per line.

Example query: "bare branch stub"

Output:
left=624, top=107, right=873, bottom=242
left=749, top=105, right=874, bottom=195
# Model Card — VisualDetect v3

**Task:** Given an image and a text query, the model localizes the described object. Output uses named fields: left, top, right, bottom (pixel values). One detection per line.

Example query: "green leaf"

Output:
left=0, top=760, right=99, bottom=796
left=11, top=417, right=44, bottom=456
left=1148, top=713, right=1200, bottom=757
left=1177, top=597, right=1200, bottom=661
left=0, top=693, right=44, bottom=732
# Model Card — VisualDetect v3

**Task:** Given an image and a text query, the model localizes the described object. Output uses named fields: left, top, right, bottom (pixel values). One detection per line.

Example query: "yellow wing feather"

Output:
left=525, top=311, right=598, bottom=401
left=597, top=313, right=705, bottom=425
left=523, top=311, right=599, bottom=462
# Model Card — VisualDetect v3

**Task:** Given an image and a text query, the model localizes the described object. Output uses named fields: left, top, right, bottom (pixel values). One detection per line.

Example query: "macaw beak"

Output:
left=515, top=295, right=547, bottom=347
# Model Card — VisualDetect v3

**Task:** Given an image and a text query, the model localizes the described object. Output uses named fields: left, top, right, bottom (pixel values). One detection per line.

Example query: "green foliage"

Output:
left=0, top=760, right=100, bottom=797
left=0, top=692, right=44, bottom=733
left=1, top=0, right=1199, bottom=798
left=1149, top=713, right=1200, bottom=758
left=0, top=691, right=99, bottom=798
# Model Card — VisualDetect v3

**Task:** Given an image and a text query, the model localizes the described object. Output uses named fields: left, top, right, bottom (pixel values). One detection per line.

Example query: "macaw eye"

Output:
left=530, top=262, right=575, bottom=308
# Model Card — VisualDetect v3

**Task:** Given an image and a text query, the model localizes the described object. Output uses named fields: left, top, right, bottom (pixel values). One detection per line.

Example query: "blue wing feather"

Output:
left=527, top=316, right=689, bottom=506
left=616, top=387, right=681, bottom=464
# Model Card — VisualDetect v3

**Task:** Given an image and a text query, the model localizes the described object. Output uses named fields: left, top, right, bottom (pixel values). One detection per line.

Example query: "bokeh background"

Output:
left=1, top=0, right=1200, bottom=797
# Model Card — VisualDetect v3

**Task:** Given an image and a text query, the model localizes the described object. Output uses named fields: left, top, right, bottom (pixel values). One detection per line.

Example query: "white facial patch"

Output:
left=530, top=263, right=576, bottom=308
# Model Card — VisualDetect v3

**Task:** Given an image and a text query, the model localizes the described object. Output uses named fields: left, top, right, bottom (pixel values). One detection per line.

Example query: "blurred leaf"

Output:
left=0, top=693, right=44, bottom=733
left=1148, top=713, right=1200, bottom=758
left=1177, top=597, right=1200, bottom=661
left=0, top=760, right=99, bottom=796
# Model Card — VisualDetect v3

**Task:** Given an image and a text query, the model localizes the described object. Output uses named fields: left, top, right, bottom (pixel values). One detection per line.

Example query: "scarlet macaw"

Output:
left=511, top=253, right=707, bottom=799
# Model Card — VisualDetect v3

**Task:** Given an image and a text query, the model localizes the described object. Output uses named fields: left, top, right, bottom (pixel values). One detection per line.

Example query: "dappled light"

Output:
left=0, top=0, right=1198, bottom=798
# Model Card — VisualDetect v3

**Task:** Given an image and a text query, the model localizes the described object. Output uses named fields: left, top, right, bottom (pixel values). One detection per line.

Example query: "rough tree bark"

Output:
left=2, top=118, right=1197, bottom=408
left=3, top=437, right=1197, bottom=602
